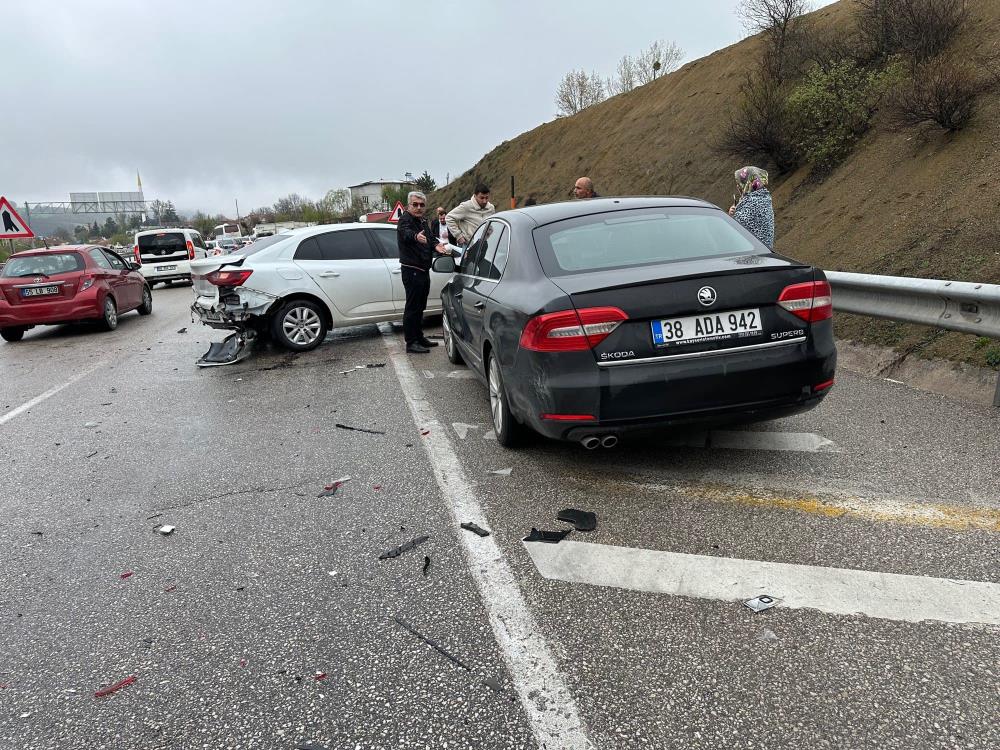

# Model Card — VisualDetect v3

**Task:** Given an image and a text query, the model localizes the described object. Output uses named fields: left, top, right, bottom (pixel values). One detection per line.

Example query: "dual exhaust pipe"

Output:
left=581, top=434, right=619, bottom=450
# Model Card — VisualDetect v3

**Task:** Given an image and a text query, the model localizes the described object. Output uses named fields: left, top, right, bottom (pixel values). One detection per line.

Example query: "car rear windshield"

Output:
left=138, top=233, right=186, bottom=253
left=237, top=233, right=294, bottom=257
left=532, top=207, right=762, bottom=277
left=1, top=252, right=84, bottom=277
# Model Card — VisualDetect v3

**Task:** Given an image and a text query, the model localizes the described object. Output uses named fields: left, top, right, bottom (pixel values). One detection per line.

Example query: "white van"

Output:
left=133, top=228, right=208, bottom=286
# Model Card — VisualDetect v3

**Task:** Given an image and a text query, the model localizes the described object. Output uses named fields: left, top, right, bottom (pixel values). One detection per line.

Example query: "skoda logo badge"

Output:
left=697, top=286, right=717, bottom=307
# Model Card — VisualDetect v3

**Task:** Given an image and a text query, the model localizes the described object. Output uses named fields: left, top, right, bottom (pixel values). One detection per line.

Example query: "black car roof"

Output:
left=500, top=196, right=719, bottom=227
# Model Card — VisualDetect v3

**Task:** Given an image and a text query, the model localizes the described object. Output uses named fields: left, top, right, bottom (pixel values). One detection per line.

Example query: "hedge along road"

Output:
left=0, top=286, right=997, bottom=750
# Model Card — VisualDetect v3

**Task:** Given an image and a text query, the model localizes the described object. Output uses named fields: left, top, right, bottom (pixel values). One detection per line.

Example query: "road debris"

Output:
left=239, top=658, right=248, bottom=667
left=461, top=522, right=491, bottom=537
left=86, top=450, right=99, bottom=458
left=83, top=422, right=98, bottom=429
left=380, top=536, right=430, bottom=560
left=339, top=362, right=387, bottom=375
left=394, top=616, right=471, bottom=671
left=373, top=484, right=382, bottom=491
left=120, top=571, right=134, bottom=580
left=163, top=585, right=177, bottom=593
left=313, top=672, right=327, bottom=681
left=557, top=508, right=597, bottom=532
left=744, top=595, right=779, bottom=613
left=29, top=531, right=43, bottom=537
left=523, top=528, right=571, bottom=544
left=154, top=525, right=176, bottom=536
left=757, top=628, right=780, bottom=643
left=94, top=675, right=136, bottom=698
left=295, top=743, right=330, bottom=750
left=422, top=555, right=431, bottom=576
left=197, top=330, right=257, bottom=368
left=335, top=423, right=386, bottom=435
left=317, top=476, right=352, bottom=497
left=488, top=468, right=512, bottom=476
left=420, top=429, right=430, bottom=436
left=483, top=676, right=503, bottom=694
left=177, top=327, right=187, bottom=334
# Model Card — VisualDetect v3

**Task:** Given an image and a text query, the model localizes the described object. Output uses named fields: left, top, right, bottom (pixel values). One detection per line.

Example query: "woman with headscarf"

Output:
left=728, top=166, right=774, bottom=250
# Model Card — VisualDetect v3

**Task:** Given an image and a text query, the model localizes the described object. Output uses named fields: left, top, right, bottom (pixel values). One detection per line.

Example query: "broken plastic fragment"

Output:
left=523, top=528, right=571, bottom=544
left=163, top=585, right=177, bottom=593
left=317, top=476, right=352, bottom=497
left=94, top=675, right=136, bottom=698
left=394, top=616, right=471, bottom=671
left=744, top=595, right=780, bottom=613
left=379, top=535, right=430, bottom=560
left=420, top=429, right=430, bottom=436
left=120, top=571, right=134, bottom=580
left=488, top=468, right=512, bottom=476
left=422, top=555, right=431, bottom=576
left=197, top=330, right=256, bottom=368
left=83, top=422, right=98, bottom=429
left=557, top=508, right=597, bottom=532
left=155, top=525, right=176, bottom=536
left=335, top=423, right=386, bottom=435
left=372, top=484, right=382, bottom=491
left=177, top=327, right=187, bottom=334
left=460, top=522, right=491, bottom=537
left=366, top=363, right=386, bottom=368
left=313, top=672, right=327, bottom=681
left=239, top=658, right=248, bottom=667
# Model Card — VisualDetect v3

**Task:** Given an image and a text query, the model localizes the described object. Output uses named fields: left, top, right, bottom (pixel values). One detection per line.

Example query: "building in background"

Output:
left=348, top=178, right=415, bottom=211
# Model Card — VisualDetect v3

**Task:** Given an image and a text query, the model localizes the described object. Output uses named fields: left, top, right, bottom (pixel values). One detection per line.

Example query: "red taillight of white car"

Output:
left=777, top=280, right=833, bottom=323
left=186, top=240, right=195, bottom=260
left=520, top=306, right=628, bottom=352
left=133, top=245, right=141, bottom=266
left=203, top=269, right=253, bottom=287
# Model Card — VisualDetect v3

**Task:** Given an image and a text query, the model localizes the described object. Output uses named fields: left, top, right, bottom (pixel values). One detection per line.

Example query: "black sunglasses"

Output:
left=410, top=202, right=425, bottom=207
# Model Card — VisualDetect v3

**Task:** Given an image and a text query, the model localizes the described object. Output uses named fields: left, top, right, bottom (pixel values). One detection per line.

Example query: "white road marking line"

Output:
left=525, top=540, right=1000, bottom=626
left=383, top=335, right=591, bottom=749
left=0, top=361, right=107, bottom=427
left=451, top=422, right=480, bottom=440
left=663, top=430, right=836, bottom=452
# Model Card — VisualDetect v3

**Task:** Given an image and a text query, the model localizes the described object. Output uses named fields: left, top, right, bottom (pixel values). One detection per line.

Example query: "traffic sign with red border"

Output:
left=387, top=200, right=404, bottom=224
left=0, top=196, right=34, bottom=239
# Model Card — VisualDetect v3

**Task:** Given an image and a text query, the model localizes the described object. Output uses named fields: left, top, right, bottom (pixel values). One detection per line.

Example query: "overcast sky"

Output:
left=5, top=0, right=835, bottom=217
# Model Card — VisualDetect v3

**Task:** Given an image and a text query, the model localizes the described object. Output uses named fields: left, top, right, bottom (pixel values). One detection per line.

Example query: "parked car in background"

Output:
left=432, top=198, right=836, bottom=447
left=213, top=237, right=242, bottom=256
left=0, top=245, right=152, bottom=342
left=133, top=228, right=208, bottom=286
left=190, top=223, right=452, bottom=351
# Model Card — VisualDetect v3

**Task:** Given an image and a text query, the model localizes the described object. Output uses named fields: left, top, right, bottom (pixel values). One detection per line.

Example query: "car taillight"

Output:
left=133, top=245, right=141, bottom=265
left=813, top=378, right=835, bottom=392
left=80, top=275, right=95, bottom=291
left=205, top=269, right=253, bottom=287
left=186, top=240, right=195, bottom=260
left=520, top=306, right=628, bottom=352
left=778, top=280, right=832, bottom=323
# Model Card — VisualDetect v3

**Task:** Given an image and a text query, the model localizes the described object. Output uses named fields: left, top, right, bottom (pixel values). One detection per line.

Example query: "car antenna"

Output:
left=42, top=237, right=50, bottom=249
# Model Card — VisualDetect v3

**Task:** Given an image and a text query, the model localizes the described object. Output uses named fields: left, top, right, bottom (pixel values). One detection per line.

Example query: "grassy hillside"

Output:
left=432, top=0, right=1000, bottom=370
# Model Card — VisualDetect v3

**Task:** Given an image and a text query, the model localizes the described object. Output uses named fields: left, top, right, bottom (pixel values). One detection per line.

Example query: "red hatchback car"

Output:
left=0, top=245, right=152, bottom=342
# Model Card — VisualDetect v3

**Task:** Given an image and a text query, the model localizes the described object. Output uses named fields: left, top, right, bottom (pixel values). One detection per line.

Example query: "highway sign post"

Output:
left=0, top=196, right=34, bottom=255
left=387, top=200, right=404, bottom=224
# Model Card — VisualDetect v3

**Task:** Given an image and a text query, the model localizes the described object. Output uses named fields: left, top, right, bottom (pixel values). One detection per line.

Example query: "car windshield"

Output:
left=1, top=252, right=84, bottom=277
left=138, top=233, right=186, bottom=253
left=533, top=207, right=762, bottom=276
left=236, top=233, right=295, bottom=257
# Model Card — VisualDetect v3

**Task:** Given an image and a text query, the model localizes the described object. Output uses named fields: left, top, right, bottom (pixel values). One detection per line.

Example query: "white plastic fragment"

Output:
left=83, top=422, right=98, bottom=428
left=156, top=525, right=176, bottom=536
left=488, top=468, right=512, bottom=476
left=744, top=595, right=780, bottom=613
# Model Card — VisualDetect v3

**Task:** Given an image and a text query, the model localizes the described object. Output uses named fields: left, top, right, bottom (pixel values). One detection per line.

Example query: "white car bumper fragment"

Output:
left=191, top=287, right=277, bottom=329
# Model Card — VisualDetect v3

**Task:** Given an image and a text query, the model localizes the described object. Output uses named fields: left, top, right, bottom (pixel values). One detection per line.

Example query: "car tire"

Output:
left=488, top=350, right=525, bottom=448
left=271, top=299, right=327, bottom=352
left=1, top=327, right=25, bottom=342
left=100, top=297, right=118, bottom=331
left=137, top=286, right=153, bottom=316
left=442, top=310, right=464, bottom=365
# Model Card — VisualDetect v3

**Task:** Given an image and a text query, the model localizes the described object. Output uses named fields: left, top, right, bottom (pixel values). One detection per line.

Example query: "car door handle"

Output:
left=318, top=272, right=340, bottom=278
left=474, top=301, right=485, bottom=309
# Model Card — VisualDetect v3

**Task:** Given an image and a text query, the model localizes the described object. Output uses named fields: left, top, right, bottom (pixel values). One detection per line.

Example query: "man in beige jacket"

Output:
left=445, top=183, right=495, bottom=247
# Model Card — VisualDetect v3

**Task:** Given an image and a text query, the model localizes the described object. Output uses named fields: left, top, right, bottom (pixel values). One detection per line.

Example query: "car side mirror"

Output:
left=124, top=260, right=139, bottom=271
left=432, top=255, right=456, bottom=273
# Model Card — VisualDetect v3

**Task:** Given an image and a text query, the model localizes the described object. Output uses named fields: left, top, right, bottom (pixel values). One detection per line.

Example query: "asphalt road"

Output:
left=1, top=286, right=997, bottom=750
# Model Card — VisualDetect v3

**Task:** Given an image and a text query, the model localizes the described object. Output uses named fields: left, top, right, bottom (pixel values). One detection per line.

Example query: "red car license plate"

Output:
left=22, top=285, right=59, bottom=297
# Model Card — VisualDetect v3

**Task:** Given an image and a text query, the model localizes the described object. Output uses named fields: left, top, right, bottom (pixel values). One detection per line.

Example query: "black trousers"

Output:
left=401, top=267, right=430, bottom=345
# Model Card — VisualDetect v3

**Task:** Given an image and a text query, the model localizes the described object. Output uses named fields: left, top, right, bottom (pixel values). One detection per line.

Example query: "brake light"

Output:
left=80, top=275, right=95, bottom=291
left=204, top=269, right=253, bottom=287
left=520, top=307, right=628, bottom=352
left=778, top=280, right=832, bottom=322
left=133, top=245, right=141, bottom=265
left=186, top=240, right=195, bottom=260
left=541, top=413, right=596, bottom=421
left=813, top=378, right=835, bottom=392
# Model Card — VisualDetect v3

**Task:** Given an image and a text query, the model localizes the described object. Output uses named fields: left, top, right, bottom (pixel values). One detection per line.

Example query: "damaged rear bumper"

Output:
left=190, top=289, right=275, bottom=331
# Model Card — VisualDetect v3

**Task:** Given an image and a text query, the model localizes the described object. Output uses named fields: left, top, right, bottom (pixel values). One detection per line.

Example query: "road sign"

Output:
left=0, top=196, right=34, bottom=239
left=387, top=200, right=404, bottom=224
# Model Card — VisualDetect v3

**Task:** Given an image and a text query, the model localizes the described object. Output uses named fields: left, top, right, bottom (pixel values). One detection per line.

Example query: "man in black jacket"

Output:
left=396, top=191, right=450, bottom=353
left=430, top=206, right=458, bottom=247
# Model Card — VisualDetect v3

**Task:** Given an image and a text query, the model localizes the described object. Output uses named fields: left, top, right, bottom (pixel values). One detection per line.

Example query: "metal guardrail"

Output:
left=825, top=271, right=1000, bottom=406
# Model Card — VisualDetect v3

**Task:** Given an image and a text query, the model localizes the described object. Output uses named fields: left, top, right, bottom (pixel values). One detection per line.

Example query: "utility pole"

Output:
left=235, top=198, right=241, bottom=224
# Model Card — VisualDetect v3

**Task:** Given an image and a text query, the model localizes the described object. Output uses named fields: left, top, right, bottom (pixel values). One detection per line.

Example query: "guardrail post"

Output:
left=994, top=373, right=1000, bottom=408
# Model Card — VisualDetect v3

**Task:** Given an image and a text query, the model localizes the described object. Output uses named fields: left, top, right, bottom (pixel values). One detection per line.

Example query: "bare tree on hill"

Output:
left=737, top=0, right=812, bottom=82
left=555, top=69, right=606, bottom=116
left=635, top=40, right=684, bottom=85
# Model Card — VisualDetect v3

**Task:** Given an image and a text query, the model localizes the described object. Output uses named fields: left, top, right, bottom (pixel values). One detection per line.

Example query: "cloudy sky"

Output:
left=5, top=0, right=834, bottom=217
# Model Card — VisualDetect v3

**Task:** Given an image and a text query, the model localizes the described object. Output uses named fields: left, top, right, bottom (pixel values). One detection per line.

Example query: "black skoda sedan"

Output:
left=431, top=197, right=836, bottom=448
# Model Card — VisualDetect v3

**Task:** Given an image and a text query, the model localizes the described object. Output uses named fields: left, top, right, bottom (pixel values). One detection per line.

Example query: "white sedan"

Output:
left=189, top=223, right=451, bottom=351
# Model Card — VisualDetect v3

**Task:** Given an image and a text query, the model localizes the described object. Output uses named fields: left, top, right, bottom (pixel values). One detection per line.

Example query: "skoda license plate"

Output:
left=651, top=307, right=762, bottom=347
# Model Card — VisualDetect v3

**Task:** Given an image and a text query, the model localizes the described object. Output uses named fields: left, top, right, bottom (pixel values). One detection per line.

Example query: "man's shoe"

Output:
left=406, top=342, right=430, bottom=354
left=419, top=337, right=439, bottom=348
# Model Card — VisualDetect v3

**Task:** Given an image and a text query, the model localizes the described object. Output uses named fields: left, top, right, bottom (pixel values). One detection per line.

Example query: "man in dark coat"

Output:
left=430, top=206, right=458, bottom=247
left=396, top=191, right=450, bottom=353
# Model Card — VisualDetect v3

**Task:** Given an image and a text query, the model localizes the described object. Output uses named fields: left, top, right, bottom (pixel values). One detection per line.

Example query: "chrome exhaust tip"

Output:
left=601, top=435, right=619, bottom=449
left=581, top=436, right=600, bottom=450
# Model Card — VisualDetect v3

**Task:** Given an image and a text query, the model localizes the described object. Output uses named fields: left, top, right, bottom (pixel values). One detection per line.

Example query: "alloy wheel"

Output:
left=105, top=299, right=117, bottom=327
left=489, top=355, right=503, bottom=435
left=282, top=306, right=322, bottom=345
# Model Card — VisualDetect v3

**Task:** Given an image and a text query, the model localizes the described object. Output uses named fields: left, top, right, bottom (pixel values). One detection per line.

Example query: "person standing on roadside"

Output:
left=397, top=191, right=450, bottom=354
left=445, top=183, right=495, bottom=247
left=573, top=177, right=598, bottom=199
left=728, top=166, right=774, bottom=250
left=430, top=206, right=457, bottom=247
